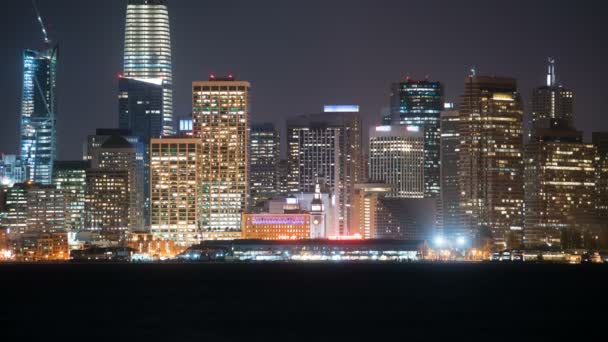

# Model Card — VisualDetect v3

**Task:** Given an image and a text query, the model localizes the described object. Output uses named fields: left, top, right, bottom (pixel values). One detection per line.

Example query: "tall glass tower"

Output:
left=397, top=79, right=443, bottom=198
left=20, top=46, right=58, bottom=185
left=123, top=0, right=173, bottom=136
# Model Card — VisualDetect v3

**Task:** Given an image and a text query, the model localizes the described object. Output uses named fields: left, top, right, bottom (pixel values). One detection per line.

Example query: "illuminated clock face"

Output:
left=313, top=219, right=319, bottom=225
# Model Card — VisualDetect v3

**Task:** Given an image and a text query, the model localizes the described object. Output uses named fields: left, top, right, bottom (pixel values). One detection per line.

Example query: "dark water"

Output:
left=1, top=263, right=606, bottom=340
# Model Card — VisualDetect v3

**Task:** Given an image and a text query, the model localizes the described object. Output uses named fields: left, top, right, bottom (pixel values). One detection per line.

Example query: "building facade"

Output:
left=458, top=76, right=524, bottom=248
left=53, top=161, right=89, bottom=231
left=193, top=77, right=250, bottom=239
left=395, top=79, right=443, bottom=198
left=20, top=46, right=58, bottom=185
left=85, top=169, right=130, bottom=242
left=593, top=132, right=608, bottom=225
left=440, top=105, right=462, bottom=237
left=1, top=154, right=26, bottom=187
left=150, top=138, right=203, bottom=247
left=124, top=0, right=174, bottom=135
left=250, top=123, right=280, bottom=210
left=524, top=123, right=596, bottom=247
left=242, top=214, right=312, bottom=241
left=369, top=125, right=425, bottom=199
left=287, top=107, right=363, bottom=236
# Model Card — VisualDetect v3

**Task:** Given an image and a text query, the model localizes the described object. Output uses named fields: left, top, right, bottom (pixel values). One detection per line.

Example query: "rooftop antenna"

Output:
left=469, top=67, right=477, bottom=77
left=32, top=0, right=51, bottom=45
left=547, top=57, right=556, bottom=87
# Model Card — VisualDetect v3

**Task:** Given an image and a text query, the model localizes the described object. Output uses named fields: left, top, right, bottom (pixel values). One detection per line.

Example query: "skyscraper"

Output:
left=250, top=123, right=280, bottom=210
left=150, top=138, right=203, bottom=246
left=458, top=75, right=524, bottom=249
left=20, top=46, right=58, bottom=185
left=368, top=125, right=425, bottom=199
left=118, top=76, right=164, bottom=227
left=524, top=121, right=596, bottom=247
left=395, top=79, right=443, bottom=198
left=440, top=104, right=462, bottom=237
left=53, top=161, right=90, bottom=231
left=123, top=0, right=173, bottom=135
left=0, top=155, right=26, bottom=187
left=530, top=58, right=574, bottom=133
left=287, top=106, right=363, bottom=236
left=193, top=76, right=250, bottom=240
left=593, top=132, right=608, bottom=225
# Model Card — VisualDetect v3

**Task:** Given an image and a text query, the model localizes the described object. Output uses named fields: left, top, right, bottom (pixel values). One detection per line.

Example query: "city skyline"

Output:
left=1, top=0, right=608, bottom=160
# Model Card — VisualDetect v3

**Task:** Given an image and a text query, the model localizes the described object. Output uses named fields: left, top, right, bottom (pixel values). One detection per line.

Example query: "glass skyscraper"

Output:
left=20, top=46, right=58, bottom=185
left=396, top=79, right=443, bottom=198
left=123, top=0, right=173, bottom=136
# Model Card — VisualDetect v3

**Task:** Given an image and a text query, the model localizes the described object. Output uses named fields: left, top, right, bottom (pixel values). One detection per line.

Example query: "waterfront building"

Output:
left=458, top=75, right=524, bottom=248
left=524, top=121, right=596, bottom=247
left=287, top=106, right=363, bottom=236
left=193, top=76, right=250, bottom=239
left=440, top=105, right=462, bottom=237
left=85, top=169, right=130, bottom=242
left=150, top=138, right=203, bottom=247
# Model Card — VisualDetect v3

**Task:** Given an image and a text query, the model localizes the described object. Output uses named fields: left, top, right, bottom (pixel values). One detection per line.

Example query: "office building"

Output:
left=395, top=79, right=443, bottom=198
left=3, top=183, right=66, bottom=238
left=83, top=129, right=141, bottom=162
left=440, top=105, right=462, bottom=237
left=287, top=106, right=363, bottom=236
left=250, top=123, right=280, bottom=210
left=531, top=59, right=574, bottom=133
left=1, top=154, right=26, bottom=186
left=193, top=76, right=250, bottom=239
left=351, top=183, right=393, bottom=239
left=150, top=138, right=203, bottom=247
left=124, top=0, right=174, bottom=135
left=458, top=75, right=524, bottom=248
left=118, top=76, right=165, bottom=227
left=524, top=122, right=596, bottom=247
left=20, top=46, right=58, bottom=185
left=594, top=132, right=608, bottom=225
left=369, top=125, right=425, bottom=199
left=85, top=169, right=130, bottom=242
left=53, top=161, right=89, bottom=231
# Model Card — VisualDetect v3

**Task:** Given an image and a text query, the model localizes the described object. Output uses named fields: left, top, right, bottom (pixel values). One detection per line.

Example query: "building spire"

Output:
left=547, top=57, right=556, bottom=87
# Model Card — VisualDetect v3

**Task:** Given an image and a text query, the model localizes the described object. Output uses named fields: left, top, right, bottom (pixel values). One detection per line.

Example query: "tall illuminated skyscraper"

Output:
left=440, top=104, right=462, bottom=237
left=395, top=79, right=443, bottom=198
left=458, top=75, right=524, bottom=249
left=123, top=0, right=173, bottom=135
left=53, top=161, right=90, bottom=231
left=20, top=46, right=58, bottom=185
left=193, top=76, right=250, bottom=240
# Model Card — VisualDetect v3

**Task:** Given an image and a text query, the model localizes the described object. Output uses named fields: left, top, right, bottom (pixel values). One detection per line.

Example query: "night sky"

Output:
left=1, top=0, right=607, bottom=160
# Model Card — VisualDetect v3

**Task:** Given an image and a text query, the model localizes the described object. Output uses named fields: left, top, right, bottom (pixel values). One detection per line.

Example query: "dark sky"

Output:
left=1, top=0, right=607, bottom=160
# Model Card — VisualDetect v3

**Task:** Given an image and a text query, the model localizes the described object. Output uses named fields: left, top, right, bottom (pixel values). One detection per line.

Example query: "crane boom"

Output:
left=32, top=0, right=50, bottom=45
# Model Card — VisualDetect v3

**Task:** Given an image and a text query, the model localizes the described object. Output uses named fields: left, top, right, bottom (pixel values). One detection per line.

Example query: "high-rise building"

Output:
left=531, top=59, right=574, bottom=133
left=118, top=76, right=165, bottom=227
left=53, top=161, right=89, bottom=231
left=351, top=183, right=393, bottom=239
left=395, top=79, right=443, bottom=198
left=91, top=135, right=144, bottom=233
left=250, top=123, right=280, bottom=210
left=369, top=125, right=425, bottom=199
left=440, top=104, right=462, bottom=237
left=287, top=106, right=363, bottom=236
left=193, top=76, right=250, bottom=239
left=3, top=183, right=66, bottom=238
left=85, top=169, right=130, bottom=242
left=150, top=138, right=203, bottom=247
left=593, top=132, right=608, bottom=225
left=458, top=75, right=524, bottom=249
left=0, top=154, right=26, bottom=186
left=524, top=121, right=596, bottom=247
left=20, top=46, right=58, bottom=185
left=83, top=129, right=141, bottom=162
left=123, top=0, right=173, bottom=135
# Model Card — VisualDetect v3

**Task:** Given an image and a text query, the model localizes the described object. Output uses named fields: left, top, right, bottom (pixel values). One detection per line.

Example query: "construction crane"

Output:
left=32, top=0, right=51, bottom=45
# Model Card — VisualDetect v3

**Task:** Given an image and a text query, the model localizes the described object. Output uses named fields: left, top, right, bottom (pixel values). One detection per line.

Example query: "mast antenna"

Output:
left=32, top=0, right=51, bottom=45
